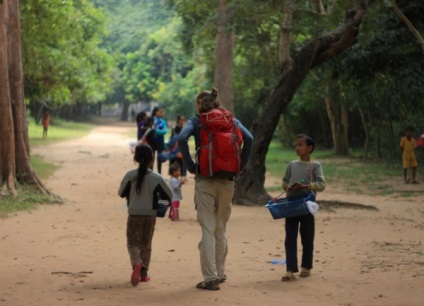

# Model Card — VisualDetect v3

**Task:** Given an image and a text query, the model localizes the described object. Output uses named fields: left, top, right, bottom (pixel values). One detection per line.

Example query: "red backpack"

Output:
left=197, top=108, right=243, bottom=178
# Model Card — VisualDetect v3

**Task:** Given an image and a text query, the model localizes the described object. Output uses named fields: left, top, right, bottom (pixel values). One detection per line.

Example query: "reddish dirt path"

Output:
left=1, top=122, right=423, bottom=306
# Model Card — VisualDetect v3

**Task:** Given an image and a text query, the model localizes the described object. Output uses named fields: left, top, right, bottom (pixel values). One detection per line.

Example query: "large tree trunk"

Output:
left=0, top=0, right=49, bottom=196
left=234, top=0, right=372, bottom=205
left=214, top=0, right=234, bottom=113
left=120, top=100, right=130, bottom=121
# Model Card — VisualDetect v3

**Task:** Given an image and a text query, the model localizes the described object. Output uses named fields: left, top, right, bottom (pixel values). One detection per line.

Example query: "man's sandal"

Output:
left=299, top=268, right=311, bottom=277
left=281, top=272, right=295, bottom=282
left=196, top=279, right=220, bottom=290
left=219, top=275, right=227, bottom=283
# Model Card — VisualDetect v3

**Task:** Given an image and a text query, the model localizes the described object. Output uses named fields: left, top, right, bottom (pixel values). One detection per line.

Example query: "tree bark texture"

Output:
left=0, top=1, right=16, bottom=195
left=0, top=0, right=48, bottom=196
left=120, top=100, right=130, bottom=121
left=279, top=0, right=294, bottom=70
left=324, top=83, right=349, bottom=156
left=214, top=0, right=234, bottom=113
left=234, top=0, right=371, bottom=206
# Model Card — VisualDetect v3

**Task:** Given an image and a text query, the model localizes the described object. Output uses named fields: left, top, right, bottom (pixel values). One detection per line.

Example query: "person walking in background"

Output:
left=281, top=134, right=326, bottom=282
left=42, top=108, right=50, bottom=139
left=139, top=117, right=156, bottom=149
left=118, top=144, right=173, bottom=287
left=168, top=162, right=184, bottom=221
left=136, top=111, right=147, bottom=142
left=400, top=126, right=419, bottom=184
left=178, top=88, right=253, bottom=290
left=171, top=115, right=186, bottom=137
left=152, top=106, right=168, bottom=174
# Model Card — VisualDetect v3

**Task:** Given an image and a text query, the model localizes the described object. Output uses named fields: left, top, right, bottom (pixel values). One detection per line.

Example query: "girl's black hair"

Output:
left=152, top=106, right=163, bottom=117
left=296, top=134, right=315, bottom=153
left=133, top=144, right=154, bottom=193
left=136, top=111, right=146, bottom=124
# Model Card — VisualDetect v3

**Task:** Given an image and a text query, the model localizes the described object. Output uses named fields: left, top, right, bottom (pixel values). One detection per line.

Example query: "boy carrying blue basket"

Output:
left=281, top=134, right=326, bottom=282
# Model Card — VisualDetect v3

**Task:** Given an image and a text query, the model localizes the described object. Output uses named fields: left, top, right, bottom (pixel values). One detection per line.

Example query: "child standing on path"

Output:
left=118, top=144, right=173, bottom=287
left=168, top=125, right=187, bottom=182
left=168, top=162, right=184, bottom=221
left=400, top=127, right=419, bottom=184
left=281, top=134, right=326, bottom=282
left=42, top=108, right=50, bottom=139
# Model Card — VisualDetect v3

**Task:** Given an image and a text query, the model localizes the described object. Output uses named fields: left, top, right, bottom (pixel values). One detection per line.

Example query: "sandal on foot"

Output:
left=299, top=268, right=311, bottom=277
left=218, top=275, right=227, bottom=283
left=131, top=263, right=142, bottom=287
left=196, top=279, right=220, bottom=290
left=281, top=272, right=295, bottom=282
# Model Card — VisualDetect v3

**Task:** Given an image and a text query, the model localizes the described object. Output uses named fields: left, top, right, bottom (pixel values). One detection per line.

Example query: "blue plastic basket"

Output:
left=266, top=194, right=314, bottom=219
left=156, top=200, right=170, bottom=218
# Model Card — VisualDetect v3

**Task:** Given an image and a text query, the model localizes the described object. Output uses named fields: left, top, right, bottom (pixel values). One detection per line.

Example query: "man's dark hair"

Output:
left=296, top=134, right=315, bottom=153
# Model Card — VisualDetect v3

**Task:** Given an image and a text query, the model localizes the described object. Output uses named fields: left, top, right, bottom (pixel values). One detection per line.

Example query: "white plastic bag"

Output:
left=306, top=200, right=319, bottom=215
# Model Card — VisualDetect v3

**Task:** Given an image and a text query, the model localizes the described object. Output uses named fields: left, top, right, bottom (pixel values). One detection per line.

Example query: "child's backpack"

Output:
left=197, top=108, right=243, bottom=178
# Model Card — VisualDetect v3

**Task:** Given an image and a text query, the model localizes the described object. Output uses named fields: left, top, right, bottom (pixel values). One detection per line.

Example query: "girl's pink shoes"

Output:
left=141, top=275, right=151, bottom=282
left=131, top=263, right=142, bottom=287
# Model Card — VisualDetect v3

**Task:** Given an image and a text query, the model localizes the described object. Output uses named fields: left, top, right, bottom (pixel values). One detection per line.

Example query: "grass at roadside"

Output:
left=28, top=118, right=96, bottom=147
left=265, top=141, right=418, bottom=197
left=31, top=155, right=59, bottom=180
left=0, top=185, right=61, bottom=218
left=1, top=118, right=95, bottom=217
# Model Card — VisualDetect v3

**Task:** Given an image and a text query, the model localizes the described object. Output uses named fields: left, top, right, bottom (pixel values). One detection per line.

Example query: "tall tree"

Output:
left=234, top=0, right=375, bottom=205
left=214, top=0, right=234, bottom=112
left=324, top=82, right=349, bottom=156
left=0, top=0, right=48, bottom=196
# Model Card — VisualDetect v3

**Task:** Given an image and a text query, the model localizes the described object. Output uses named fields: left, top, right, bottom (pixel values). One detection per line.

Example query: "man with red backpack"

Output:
left=178, top=88, right=253, bottom=290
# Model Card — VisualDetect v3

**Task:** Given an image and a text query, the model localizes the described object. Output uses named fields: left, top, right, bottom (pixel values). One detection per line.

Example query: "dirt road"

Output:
left=1, top=122, right=423, bottom=306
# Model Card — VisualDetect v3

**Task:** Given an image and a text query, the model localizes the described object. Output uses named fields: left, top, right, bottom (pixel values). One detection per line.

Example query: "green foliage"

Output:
left=92, top=0, right=174, bottom=53
left=19, top=0, right=424, bottom=163
left=20, top=0, right=115, bottom=106
left=279, top=0, right=424, bottom=160
left=119, top=15, right=198, bottom=118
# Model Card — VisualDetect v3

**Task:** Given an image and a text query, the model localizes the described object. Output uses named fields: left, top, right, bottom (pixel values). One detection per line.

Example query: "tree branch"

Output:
left=388, top=0, right=424, bottom=52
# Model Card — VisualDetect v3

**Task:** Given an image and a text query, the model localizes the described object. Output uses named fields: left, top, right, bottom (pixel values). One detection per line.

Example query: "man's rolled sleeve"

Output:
left=178, top=120, right=196, bottom=173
